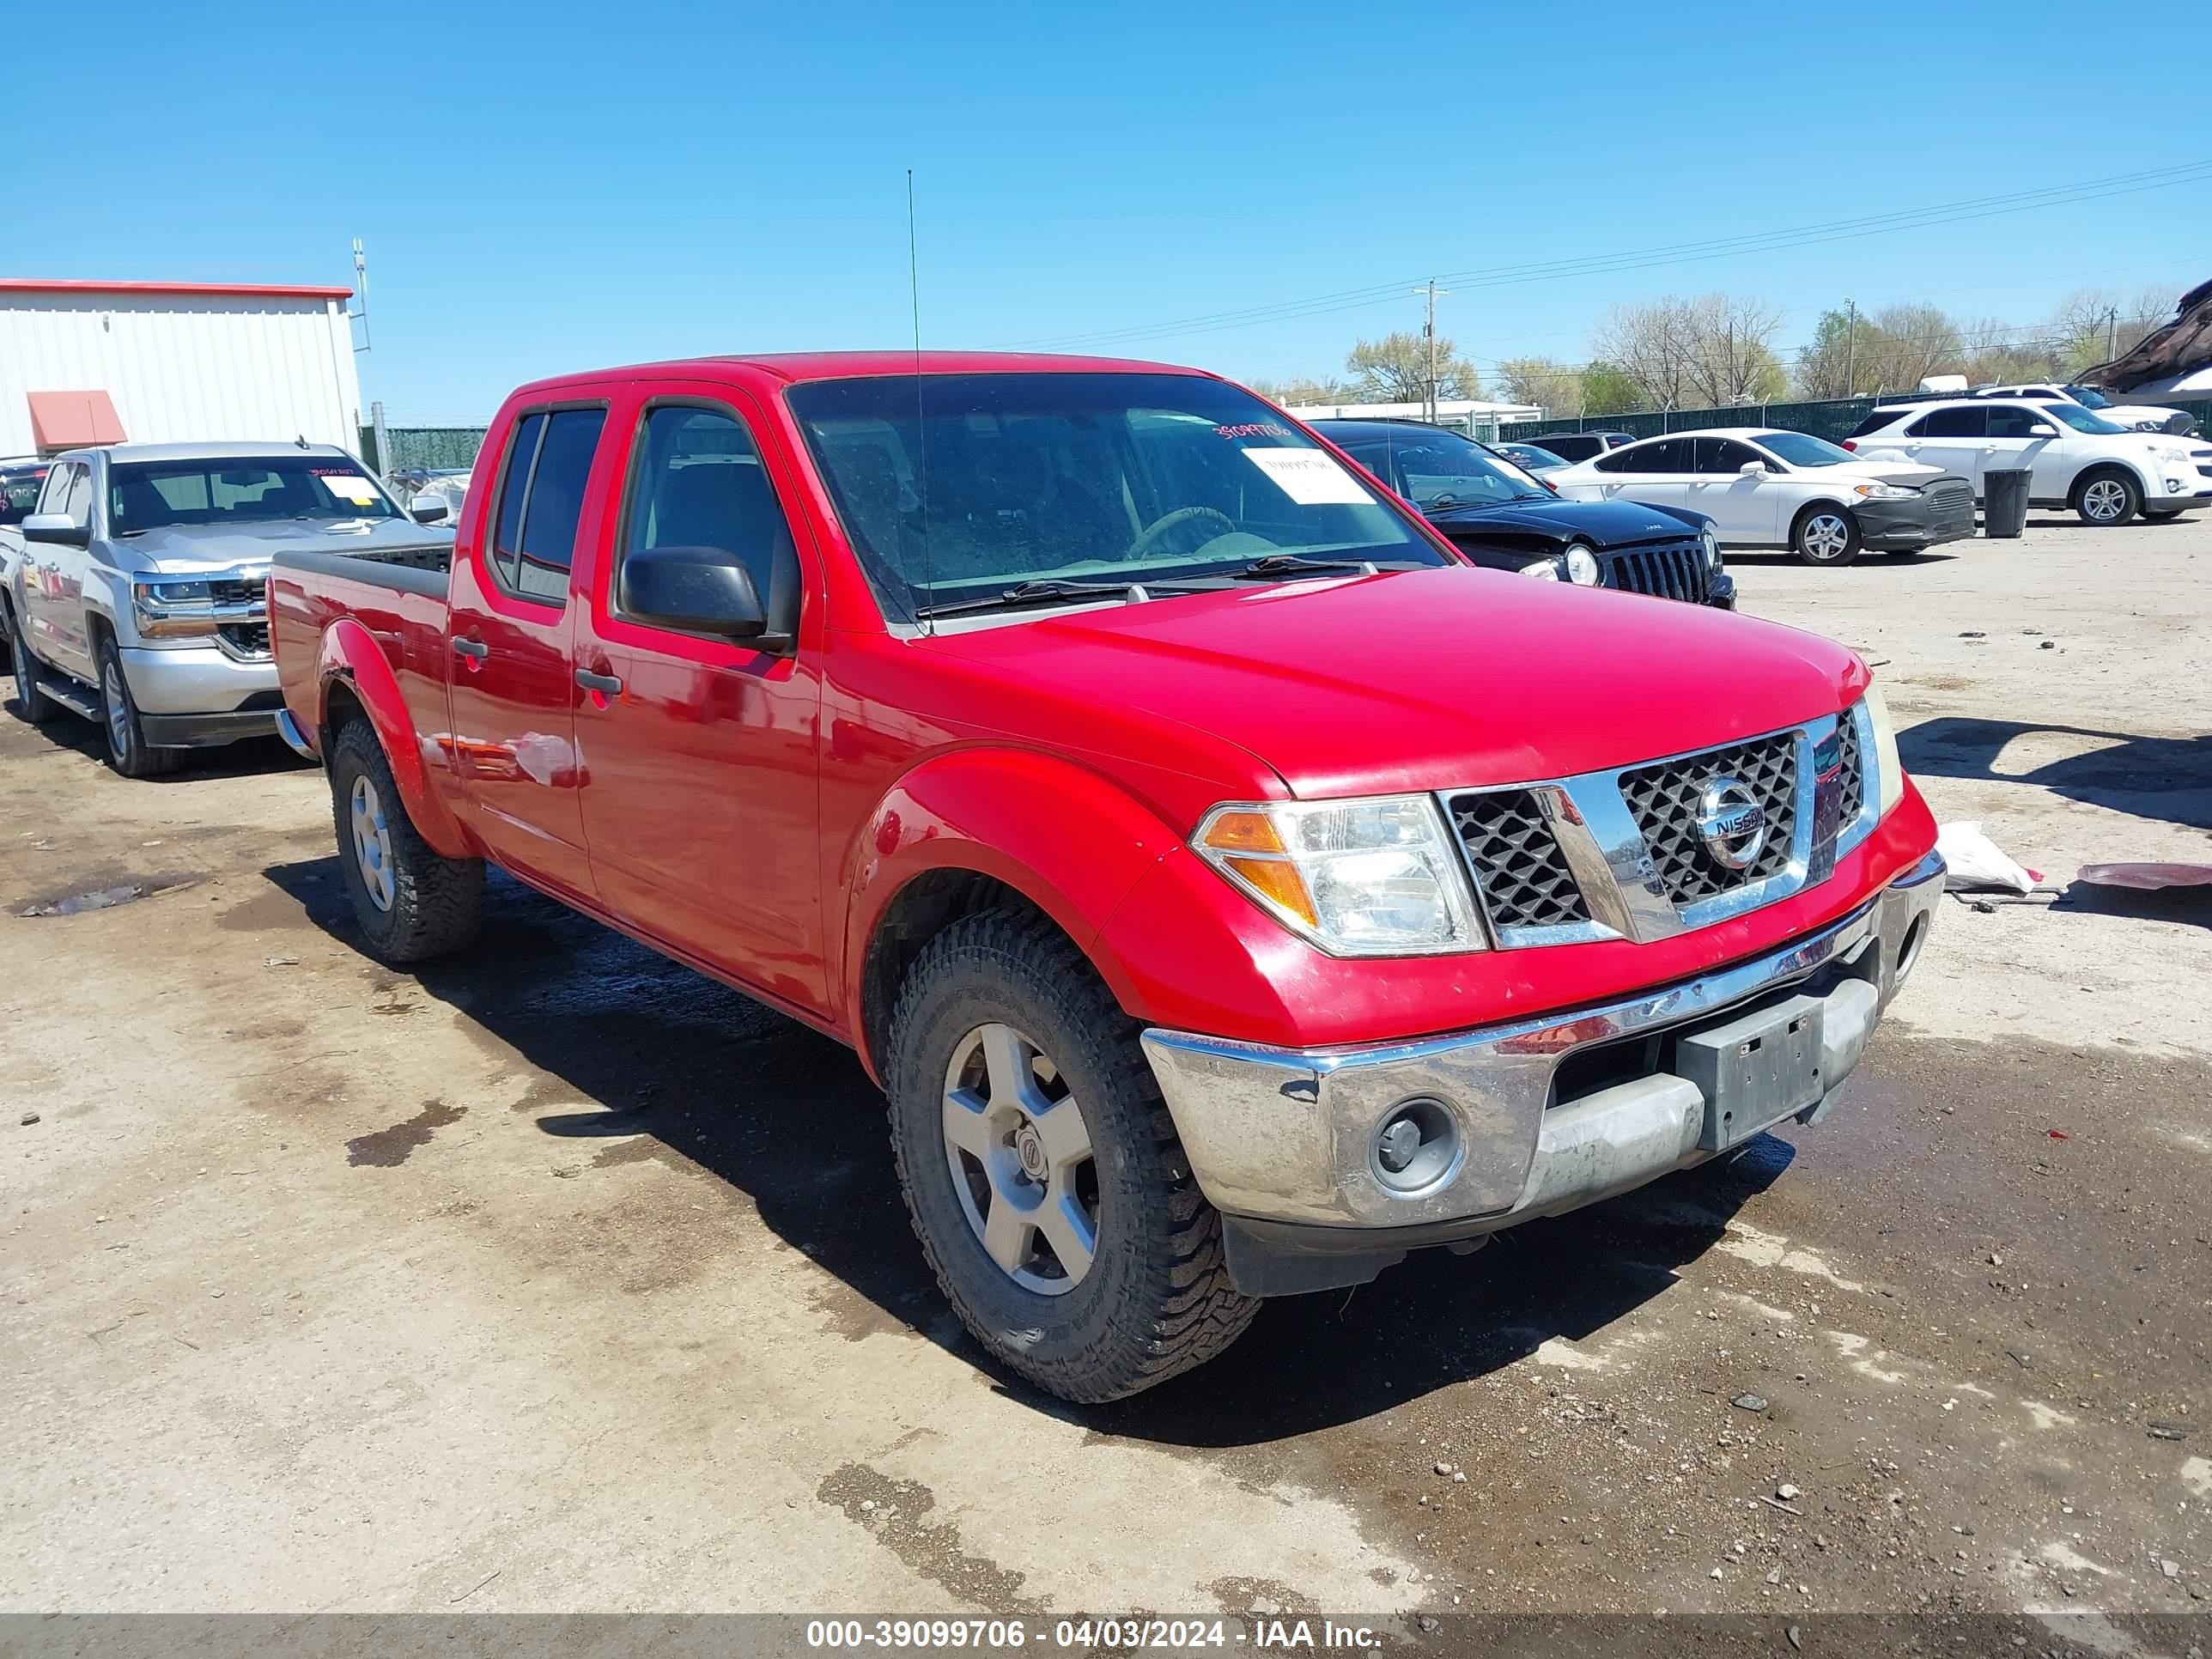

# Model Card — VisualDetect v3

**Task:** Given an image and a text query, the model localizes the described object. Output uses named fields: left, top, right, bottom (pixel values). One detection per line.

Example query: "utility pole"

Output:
left=1844, top=298, right=1856, bottom=397
left=1412, top=279, right=1449, bottom=422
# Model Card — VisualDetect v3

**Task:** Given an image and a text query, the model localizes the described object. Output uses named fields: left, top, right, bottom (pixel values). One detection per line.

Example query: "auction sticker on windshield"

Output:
left=320, top=473, right=381, bottom=506
left=1241, top=447, right=1372, bottom=506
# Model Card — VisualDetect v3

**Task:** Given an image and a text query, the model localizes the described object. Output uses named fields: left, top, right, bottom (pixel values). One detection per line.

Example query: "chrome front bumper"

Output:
left=1141, top=849, right=1943, bottom=1244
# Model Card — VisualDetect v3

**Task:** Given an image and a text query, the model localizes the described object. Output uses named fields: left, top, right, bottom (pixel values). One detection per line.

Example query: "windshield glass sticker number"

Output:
left=1242, top=447, right=1372, bottom=506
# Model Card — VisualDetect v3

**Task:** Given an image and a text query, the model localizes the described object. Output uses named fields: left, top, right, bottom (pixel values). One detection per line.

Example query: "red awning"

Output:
left=27, top=390, right=126, bottom=452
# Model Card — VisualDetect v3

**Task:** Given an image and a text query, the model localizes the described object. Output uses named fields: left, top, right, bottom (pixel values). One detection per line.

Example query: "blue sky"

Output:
left=9, top=0, right=2205, bottom=422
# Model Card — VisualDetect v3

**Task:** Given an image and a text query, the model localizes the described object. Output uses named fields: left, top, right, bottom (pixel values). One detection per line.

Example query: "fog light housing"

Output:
left=1369, top=1097, right=1462, bottom=1195
left=2166, top=477, right=2185, bottom=493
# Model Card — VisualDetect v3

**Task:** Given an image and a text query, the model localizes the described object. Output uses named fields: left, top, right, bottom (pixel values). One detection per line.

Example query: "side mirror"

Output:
left=619, top=543, right=767, bottom=639
left=2027, top=424, right=2057, bottom=439
left=410, top=500, right=450, bottom=525
left=21, top=513, right=88, bottom=547
left=1738, top=461, right=1766, bottom=477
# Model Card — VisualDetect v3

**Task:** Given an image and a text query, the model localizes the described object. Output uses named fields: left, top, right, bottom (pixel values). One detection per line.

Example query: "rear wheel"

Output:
left=329, top=720, right=483, bottom=963
left=2073, top=468, right=2140, bottom=526
left=884, top=908, right=1258, bottom=1402
left=1791, top=505, right=1862, bottom=566
left=9, top=619, right=57, bottom=726
left=96, top=638, right=182, bottom=777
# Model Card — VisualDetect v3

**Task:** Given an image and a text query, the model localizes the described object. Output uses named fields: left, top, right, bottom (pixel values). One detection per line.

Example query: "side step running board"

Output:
left=33, top=670, right=101, bottom=725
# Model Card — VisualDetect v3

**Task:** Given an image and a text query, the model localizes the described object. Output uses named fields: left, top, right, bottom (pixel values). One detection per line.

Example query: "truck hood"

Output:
left=1422, top=495, right=1708, bottom=546
left=117, top=518, right=457, bottom=574
left=927, top=565, right=1867, bottom=799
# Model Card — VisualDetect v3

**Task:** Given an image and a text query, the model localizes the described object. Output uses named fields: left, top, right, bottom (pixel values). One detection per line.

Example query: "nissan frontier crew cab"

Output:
left=5, top=442, right=454, bottom=775
left=270, top=352, right=1942, bottom=1404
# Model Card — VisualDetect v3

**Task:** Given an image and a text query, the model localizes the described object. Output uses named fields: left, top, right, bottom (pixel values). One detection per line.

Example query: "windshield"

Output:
left=1756, top=432, right=1862, bottom=469
left=0, top=468, right=46, bottom=525
left=2063, top=386, right=2112, bottom=409
left=108, top=456, right=403, bottom=532
left=787, top=373, right=1445, bottom=620
left=1360, top=429, right=1551, bottom=509
left=2044, top=403, right=2125, bottom=434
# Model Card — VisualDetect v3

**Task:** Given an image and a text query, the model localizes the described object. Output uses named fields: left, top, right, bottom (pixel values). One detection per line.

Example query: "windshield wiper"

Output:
left=911, top=577, right=1212, bottom=621
left=1227, top=554, right=1382, bottom=580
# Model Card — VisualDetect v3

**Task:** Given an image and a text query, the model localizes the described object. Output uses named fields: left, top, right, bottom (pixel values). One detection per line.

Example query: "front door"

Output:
left=444, top=404, right=611, bottom=902
left=1686, top=437, right=1782, bottom=543
left=1982, top=403, right=2063, bottom=499
left=573, top=390, right=828, bottom=1013
left=24, top=460, right=97, bottom=679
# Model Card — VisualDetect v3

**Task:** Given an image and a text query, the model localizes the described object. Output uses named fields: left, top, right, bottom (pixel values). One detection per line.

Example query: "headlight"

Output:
left=1517, top=557, right=1561, bottom=581
left=131, top=578, right=220, bottom=637
left=1700, top=526, right=1721, bottom=569
left=139, top=579, right=213, bottom=604
left=1563, top=544, right=1600, bottom=586
left=1853, top=483, right=1920, bottom=501
left=1193, top=796, right=1485, bottom=957
left=1862, top=682, right=1905, bottom=818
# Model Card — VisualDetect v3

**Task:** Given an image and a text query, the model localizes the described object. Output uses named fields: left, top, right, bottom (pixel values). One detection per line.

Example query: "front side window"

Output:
left=620, top=404, right=794, bottom=620
left=1751, top=432, right=1860, bottom=469
left=2064, top=386, right=2112, bottom=409
left=1694, top=437, right=1765, bottom=474
left=2045, top=402, right=2124, bottom=434
left=1988, top=405, right=2054, bottom=439
left=489, top=409, right=606, bottom=604
left=786, top=372, right=1445, bottom=622
left=106, top=457, right=402, bottom=532
left=39, top=463, right=83, bottom=521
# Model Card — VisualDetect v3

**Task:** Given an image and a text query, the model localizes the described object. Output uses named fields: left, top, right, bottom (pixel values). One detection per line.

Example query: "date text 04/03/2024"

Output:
left=804, top=1618, right=1383, bottom=1650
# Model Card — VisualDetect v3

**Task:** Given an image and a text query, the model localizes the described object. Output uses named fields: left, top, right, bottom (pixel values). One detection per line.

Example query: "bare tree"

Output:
left=1680, top=294, right=1787, bottom=406
left=1861, top=304, right=1964, bottom=392
left=1494, top=356, right=1586, bottom=417
left=1248, top=374, right=1355, bottom=408
left=1590, top=298, right=1698, bottom=410
left=1345, top=331, right=1483, bottom=404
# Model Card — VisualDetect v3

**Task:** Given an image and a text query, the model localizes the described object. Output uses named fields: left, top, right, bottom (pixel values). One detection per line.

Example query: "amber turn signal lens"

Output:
left=1200, top=810, right=1285, bottom=855
left=1219, top=854, right=1319, bottom=928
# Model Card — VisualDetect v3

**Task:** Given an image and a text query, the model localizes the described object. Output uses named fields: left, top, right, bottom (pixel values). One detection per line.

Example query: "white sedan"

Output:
left=1547, top=428, right=1976, bottom=566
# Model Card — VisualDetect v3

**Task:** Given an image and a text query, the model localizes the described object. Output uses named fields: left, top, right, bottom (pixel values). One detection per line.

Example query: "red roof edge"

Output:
left=28, top=390, right=127, bottom=450
left=0, top=278, right=356, bottom=302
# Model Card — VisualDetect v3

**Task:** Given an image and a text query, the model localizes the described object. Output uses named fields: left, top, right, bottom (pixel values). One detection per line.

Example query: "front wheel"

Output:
left=2074, top=469, right=2140, bottom=526
left=1791, top=505, right=1862, bottom=566
left=884, top=908, right=1258, bottom=1402
left=96, top=639, right=182, bottom=777
left=329, top=720, right=483, bottom=963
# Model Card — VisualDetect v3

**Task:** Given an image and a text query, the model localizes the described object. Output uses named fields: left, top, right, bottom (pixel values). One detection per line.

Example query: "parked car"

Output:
left=1492, top=441, right=1571, bottom=476
left=1548, top=428, right=1976, bottom=566
left=0, top=459, right=49, bottom=526
left=1511, top=429, right=1636, bottom=465
left=270, top=351, right=1942, bottom=1404
left=1315, top=420, right=1734, bottom=606
left=1845, top=398, right=2212, bottom=526
left=3, top=442, right=455, bottom=775
left=1971, top=382, right=2197, bottom=436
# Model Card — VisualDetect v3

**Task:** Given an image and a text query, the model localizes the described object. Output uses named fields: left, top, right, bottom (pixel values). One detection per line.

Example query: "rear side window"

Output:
left=1531, top=434, right=1593, bottom=462
left=489, top=408, right=606, bottom=605
left=1591, top=444, right=1645, bottom=473
left=619, top=404, right=796, bottom=621
left=1911, top=406, right=1987, bottom=438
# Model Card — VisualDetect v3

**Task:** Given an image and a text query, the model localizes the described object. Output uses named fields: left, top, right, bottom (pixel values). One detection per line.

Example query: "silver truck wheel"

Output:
left=349, top=775, right=398, bottom=912
left=941, top=1021, right=1098, bottom=1296
left=94, top=639, right=181, bottom=777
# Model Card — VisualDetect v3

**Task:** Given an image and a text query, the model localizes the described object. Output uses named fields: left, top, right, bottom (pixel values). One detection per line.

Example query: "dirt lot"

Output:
left=3, top=513, right=2209, bottom=1645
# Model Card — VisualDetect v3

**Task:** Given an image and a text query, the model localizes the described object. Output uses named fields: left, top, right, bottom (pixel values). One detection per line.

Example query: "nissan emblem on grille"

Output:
left=1695, top=776, right=1767, bottom=871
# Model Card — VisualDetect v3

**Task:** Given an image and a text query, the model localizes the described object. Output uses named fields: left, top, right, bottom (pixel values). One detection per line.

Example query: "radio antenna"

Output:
left=908, top=168, right=933, bottom=635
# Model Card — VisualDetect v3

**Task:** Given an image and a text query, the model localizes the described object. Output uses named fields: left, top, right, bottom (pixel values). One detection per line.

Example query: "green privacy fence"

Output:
left=358, top=426, right=488, bottom=473
left=1503, top=396, right=2212, bottom=448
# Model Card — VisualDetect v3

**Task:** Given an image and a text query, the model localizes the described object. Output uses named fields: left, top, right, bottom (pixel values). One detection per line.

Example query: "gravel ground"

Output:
left=2, top=510, right=2208, bottom=1650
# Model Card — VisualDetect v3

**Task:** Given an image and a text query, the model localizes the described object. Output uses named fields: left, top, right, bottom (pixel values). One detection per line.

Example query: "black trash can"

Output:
left=1984, top=467, right=2030, bottom=538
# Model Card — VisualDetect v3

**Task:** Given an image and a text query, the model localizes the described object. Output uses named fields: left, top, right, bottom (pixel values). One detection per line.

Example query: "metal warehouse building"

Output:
left=0, top=278, right=363, bottom=459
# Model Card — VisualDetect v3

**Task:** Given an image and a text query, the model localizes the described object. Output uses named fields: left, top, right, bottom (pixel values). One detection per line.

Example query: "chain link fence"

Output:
left=359, top=425, right=487, bottom=474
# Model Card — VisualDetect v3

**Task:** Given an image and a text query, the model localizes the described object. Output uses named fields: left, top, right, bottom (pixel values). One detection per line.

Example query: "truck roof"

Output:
left=51, top=441, right=359, bottom=464
left=510, top=349, right=1212, bottom=398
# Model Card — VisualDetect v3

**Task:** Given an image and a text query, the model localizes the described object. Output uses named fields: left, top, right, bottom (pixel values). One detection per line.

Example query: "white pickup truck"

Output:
left=3, top=441, right=454, bottom=775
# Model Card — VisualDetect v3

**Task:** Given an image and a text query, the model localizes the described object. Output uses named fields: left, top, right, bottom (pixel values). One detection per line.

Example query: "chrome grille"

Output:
left=1604, top=538, right=1707, bottom=604
left=217, top=621, right=271, bottom=659
left=1837, top=714, right=1863, bottom=826
left=1620, top=732, right=1799, bottom=903
left=1448, top=788, right=1591, bottom=933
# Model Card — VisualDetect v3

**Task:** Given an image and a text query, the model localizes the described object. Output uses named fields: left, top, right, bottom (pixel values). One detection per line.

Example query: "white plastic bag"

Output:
left=1936, top=821, right=2038, bottom=895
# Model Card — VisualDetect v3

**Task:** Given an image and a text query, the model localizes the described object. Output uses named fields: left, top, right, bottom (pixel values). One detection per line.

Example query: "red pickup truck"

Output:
left=270, top=352, right=1942, bottom=1403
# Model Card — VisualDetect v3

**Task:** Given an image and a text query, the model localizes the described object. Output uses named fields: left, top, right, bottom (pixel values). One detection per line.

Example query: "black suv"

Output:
left=1315, top=422, right=1734, bottom=608
left=0, top=459, right=48, bottom=526
left=1508, top=429, right=1637, bottom=465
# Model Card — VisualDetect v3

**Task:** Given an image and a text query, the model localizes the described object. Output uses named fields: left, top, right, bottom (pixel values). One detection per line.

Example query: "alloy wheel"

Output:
left=940, top=1022, right=1099, bottom=1296
left=2082, top=478, right=2128, bottom=523
left=1802, top=514, right=1852, bottom=562
left=101, top=659, right=132, bottom=757
left=349, top=774, right=397, bottom=912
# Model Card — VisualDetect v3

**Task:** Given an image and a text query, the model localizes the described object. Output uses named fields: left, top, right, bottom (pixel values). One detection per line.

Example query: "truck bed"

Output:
left=270, top=546, right=454, bottom=757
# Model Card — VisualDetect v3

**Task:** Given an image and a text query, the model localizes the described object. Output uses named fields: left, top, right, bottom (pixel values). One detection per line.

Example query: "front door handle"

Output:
left=574, top=667, right=623, bottom=696
left=450, top=635, right=489, bottom=660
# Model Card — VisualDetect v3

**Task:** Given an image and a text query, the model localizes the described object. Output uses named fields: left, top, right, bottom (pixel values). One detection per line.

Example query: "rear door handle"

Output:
left=574, top=667, right=623, bottom=696
left=450, top=635, right=489, bottom=660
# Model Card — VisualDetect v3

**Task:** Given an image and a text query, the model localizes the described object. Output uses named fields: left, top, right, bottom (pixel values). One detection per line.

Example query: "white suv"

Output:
left=1972, top=382, right=2197, bottom=436
left=1845, top=398, right=2212, bottom=526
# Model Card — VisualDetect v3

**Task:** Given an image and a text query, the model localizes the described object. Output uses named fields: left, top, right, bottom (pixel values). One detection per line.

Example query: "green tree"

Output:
left=1495, top=356, right=1585, bottom=417
left=1345, top=331, right=1483, bottom=404
left=1579, top=361, right=1643, bottom=416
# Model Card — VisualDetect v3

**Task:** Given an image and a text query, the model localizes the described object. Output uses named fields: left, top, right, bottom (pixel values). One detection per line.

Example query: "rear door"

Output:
left=443, top=401, right=612, bottom=902
left=1686, top=437, right=1782, bottom=543
left=573, top=387, right=829, bottom=1012
left=1899, top=404, right=1990, bottom=491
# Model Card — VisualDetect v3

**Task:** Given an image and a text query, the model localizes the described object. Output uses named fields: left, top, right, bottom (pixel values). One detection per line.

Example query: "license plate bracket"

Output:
left=1675, top=994, right=1826, bottom=1152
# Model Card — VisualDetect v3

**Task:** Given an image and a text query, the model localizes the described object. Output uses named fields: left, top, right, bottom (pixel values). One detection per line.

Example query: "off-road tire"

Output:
left=2072, top=467, right=2140, bottom=527
left=884, top=908, right=1259, bottom=1402
left=329, top=720, right=483, bottom=963
left=9, top=617, right=57, bottom=725
left=1790, top=504, right=1862, bottom=566
left=96, top=637, right=183, bottom=777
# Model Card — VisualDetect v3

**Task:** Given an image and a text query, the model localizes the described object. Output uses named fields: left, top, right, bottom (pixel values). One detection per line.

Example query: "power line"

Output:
left=1005, top=161, right=2212, bottom=352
